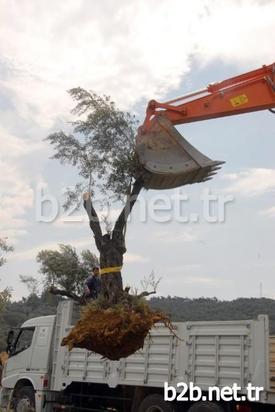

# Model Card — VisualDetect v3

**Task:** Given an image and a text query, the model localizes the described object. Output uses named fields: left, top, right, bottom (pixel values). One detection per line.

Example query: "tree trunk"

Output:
left=83, top=178, right=143, bottom=305
left=101, top=271, right=123, bottom=304
left=99, top=234, right=125, bottom=304
left=49, top=287, right=84, bottom=304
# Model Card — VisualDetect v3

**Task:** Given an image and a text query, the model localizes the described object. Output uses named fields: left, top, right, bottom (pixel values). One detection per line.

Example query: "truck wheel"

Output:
left=14, top=385, right=35, bottom=412
left=188, top=402, right=224, bottom=412
left=138, top=393, right=175, bottom=412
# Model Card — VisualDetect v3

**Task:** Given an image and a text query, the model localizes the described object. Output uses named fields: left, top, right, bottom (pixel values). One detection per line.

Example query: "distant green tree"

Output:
left=0, top=288, right=11, bottom=317
left=37, top=244, right=98, bottom=302
left=0, top=237, right=13, bottom=314
left=19, top=275, right=40, bottom=296
left=0, top=237, right=13, bottom=350
left=0, top=237, right=13, bottom=268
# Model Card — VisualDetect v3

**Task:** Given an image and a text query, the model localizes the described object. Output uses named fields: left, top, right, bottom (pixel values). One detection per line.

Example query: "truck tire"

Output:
left=138, top=393, right=176, bottom=412
left=188, top=402, right=224, bottom=412
left=14, top=385, right=35, bottom=412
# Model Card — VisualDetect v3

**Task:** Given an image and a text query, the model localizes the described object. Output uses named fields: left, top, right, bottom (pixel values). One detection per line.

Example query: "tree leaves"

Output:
left=37, top=244, right=98, bottom=298
left=0, top=237, right=13, bottom=319
left=45, top=89, right=141, bottom=205
left=0, top=237, right=13, bottom=268
left=0, top=288, right=11, bottom=316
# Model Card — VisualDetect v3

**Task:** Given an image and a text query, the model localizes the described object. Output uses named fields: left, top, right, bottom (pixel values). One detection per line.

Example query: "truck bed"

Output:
left=50, top=301, right=272, bottom=402
left=269, top=336, right=275, bottom=392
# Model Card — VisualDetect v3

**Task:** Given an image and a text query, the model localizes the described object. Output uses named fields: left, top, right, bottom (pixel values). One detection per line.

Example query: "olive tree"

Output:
left=36, top=244, right=98, bottom=302
left=46, top=89, right=144, bottom=303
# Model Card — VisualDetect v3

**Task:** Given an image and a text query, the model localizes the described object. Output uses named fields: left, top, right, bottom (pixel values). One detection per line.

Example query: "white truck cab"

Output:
left=1, top=315, right=55, bottom=411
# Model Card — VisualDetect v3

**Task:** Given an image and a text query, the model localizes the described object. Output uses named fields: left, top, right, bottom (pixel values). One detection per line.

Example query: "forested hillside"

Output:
left=150, top=296, right=275, bottom=329
left=1, top=294, right=275, bottom=351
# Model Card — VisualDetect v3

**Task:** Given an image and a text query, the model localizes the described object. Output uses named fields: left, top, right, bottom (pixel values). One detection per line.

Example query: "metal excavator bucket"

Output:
left=136, top=116, right=224, bottom=190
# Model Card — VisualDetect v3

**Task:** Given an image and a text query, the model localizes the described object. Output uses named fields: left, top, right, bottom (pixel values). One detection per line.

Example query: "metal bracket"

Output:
left=266, top=75, right=275, bottom=93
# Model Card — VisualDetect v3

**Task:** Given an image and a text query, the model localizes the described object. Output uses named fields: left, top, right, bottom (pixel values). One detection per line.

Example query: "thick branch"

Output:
left=137, top=290, right=156, bottom=298
left=113, top=178, right=143, bottom=238
left=83, top=193, right=102, bottom=251
left=48, top=287, right=84, bottom=304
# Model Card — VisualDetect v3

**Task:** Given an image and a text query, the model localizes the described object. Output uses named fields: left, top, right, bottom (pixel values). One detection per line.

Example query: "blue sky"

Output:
left=0, top=0, right=275, bottom=300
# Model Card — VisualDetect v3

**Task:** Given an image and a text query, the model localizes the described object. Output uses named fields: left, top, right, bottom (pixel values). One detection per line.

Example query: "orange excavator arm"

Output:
left=136, top=63, right=275, bottom=190
left=141, top=63, right=275, bottom=133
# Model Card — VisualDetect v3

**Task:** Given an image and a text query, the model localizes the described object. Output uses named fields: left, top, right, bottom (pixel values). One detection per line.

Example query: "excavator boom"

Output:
left=142, top=63, right=275, bottom=131
left=137, top=63, right=275, bottom=190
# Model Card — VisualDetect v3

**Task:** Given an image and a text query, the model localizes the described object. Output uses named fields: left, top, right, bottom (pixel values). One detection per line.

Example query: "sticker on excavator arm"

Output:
left=230, top=94, right=248, bottom=107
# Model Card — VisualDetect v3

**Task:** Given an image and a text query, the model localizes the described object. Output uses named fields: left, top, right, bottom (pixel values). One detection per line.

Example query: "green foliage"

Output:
left=0, top=288, right=12, bottom=351
left=0, top=289, right=11, bottom=315
left=37, top=244, right=98, bottom=297
left=129, top=295, right=149, bottom=314
left=19, top=275, right=40, bottom=296
left=0, top=237, right=13, bottom=324
left=150, top=296, right=275, bottom=328
left=0, top=237, right=13, bottom=268
left=85, top=292, right=148, bottom=314
left=80, top=249, right=100, bottom=274
left=45, top=89, right=141, bottom=208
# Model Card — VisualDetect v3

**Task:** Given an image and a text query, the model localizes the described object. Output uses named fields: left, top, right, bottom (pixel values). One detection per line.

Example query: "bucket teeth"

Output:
left=210, top=167, right=222, bottom=172
left=136, top=117, right=225, bottom=190
left=206, top=172, right=218, bottom=178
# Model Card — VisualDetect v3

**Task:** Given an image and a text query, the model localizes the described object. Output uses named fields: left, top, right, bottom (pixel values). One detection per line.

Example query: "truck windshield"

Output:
left=12, top=328, right=34, bottom=355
